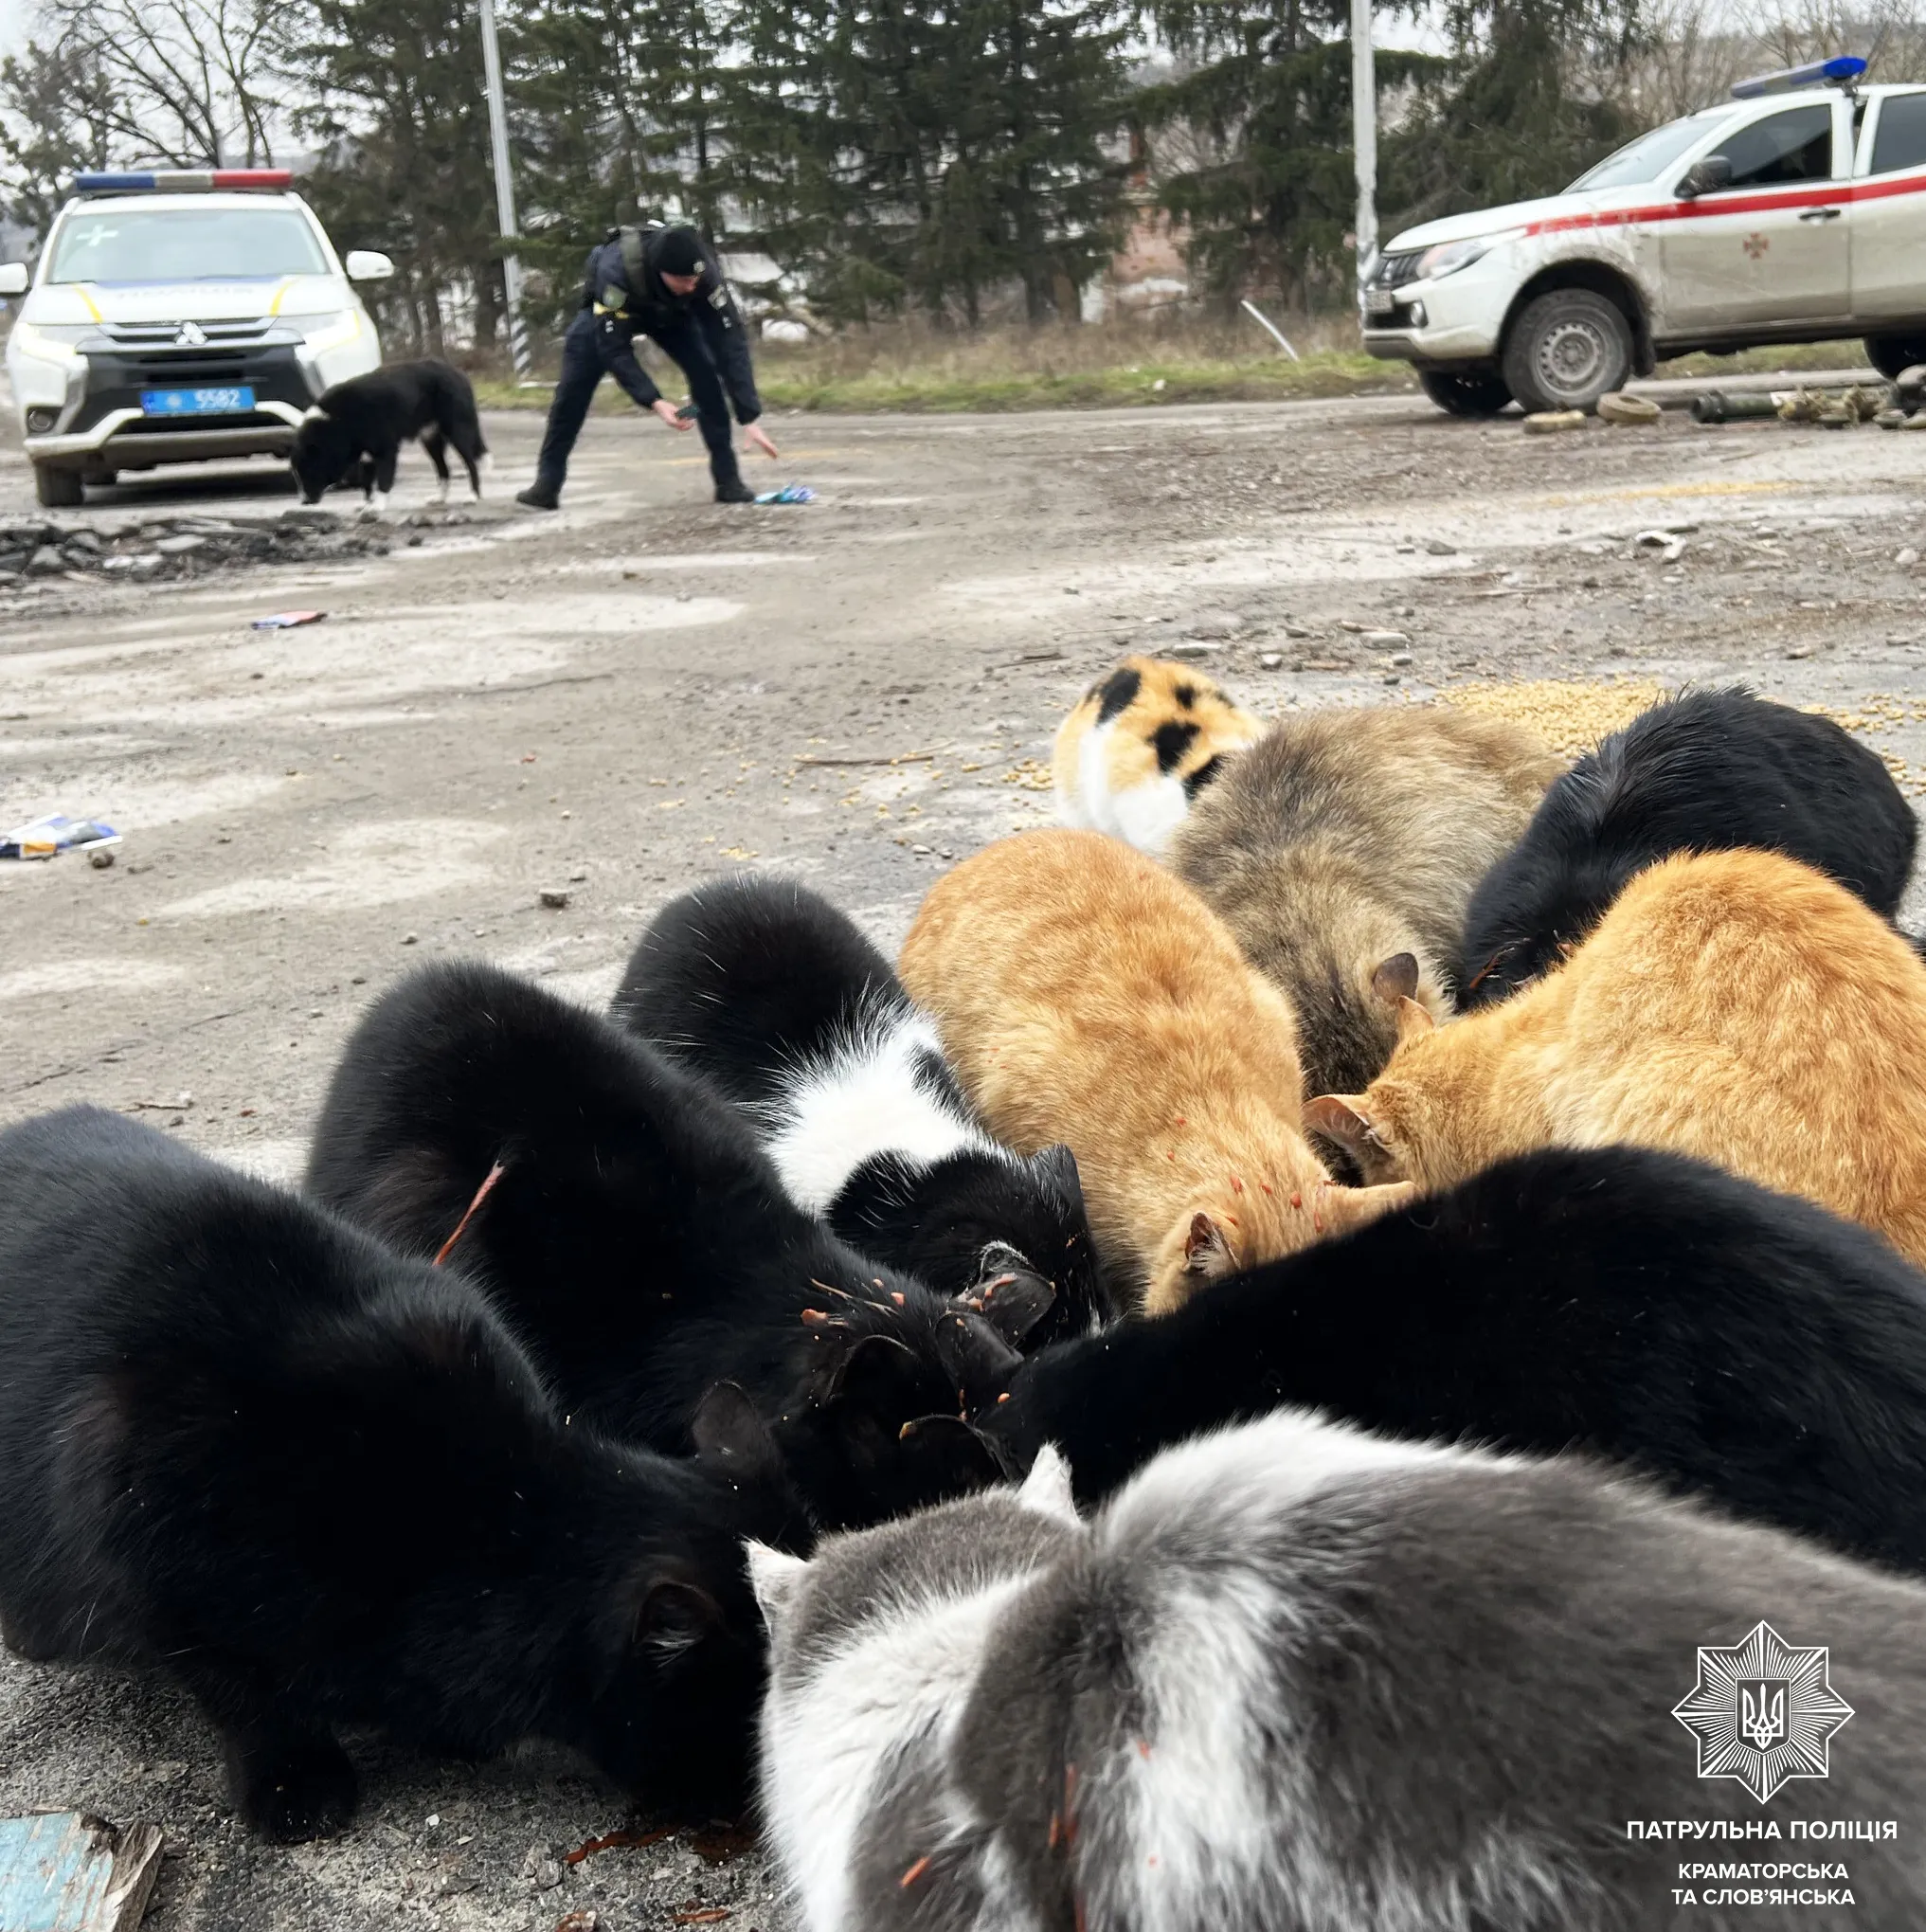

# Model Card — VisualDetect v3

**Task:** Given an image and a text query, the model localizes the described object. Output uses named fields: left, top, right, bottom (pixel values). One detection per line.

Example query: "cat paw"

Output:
left=232, top=1734, right=360, bottom=1842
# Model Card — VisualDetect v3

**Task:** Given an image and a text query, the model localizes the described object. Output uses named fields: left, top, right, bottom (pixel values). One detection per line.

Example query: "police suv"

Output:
left=1361, top=57, right=1926, bottom=416
left=1, top=170, right=390, bottom=505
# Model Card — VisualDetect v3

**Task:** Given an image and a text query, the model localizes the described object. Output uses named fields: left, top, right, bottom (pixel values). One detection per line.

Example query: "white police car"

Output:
left=1361, top=57, right=1926, bottom=416
left=1, top=171, right=390, bottom=506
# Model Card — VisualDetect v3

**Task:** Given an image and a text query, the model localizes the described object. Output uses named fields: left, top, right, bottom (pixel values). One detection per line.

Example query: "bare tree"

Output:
left=40, top=0, right=305, bottom=167
left=0, top=36, right=121, bottom=238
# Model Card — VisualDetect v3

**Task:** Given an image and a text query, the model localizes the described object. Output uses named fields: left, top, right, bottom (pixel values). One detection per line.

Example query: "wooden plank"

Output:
left=0, top=1813, right=164, bottom=1932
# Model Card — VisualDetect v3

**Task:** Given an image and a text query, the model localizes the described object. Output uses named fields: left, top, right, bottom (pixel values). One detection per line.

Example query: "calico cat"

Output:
left=1308, top=848, right=1926, bottom=1268
left=1051, top=656, right=1263, bottom=856
left=986, top=1144, right=1926, bottom=1572
left=898, top=829, right=1414, bottom=1315
left=611, top=873, right=1112, bottom=1344
left=1460, top=686, right=1918, bottom=1006
left=1170, top=702, right=1563, bottom=1097
left=0, top=1106, right=799, bottom=1841
left=306, top=961, right=1021, bottom=1532
left=752, top=1413, right=1926, bottom=1932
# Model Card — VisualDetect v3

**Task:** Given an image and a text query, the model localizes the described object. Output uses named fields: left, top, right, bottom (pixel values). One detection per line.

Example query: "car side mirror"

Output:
left=0, top=263, right=29, bottom=298
left=1677, top=156, right=1734, bottom=200
left=344, top=250, right=394, bottom=283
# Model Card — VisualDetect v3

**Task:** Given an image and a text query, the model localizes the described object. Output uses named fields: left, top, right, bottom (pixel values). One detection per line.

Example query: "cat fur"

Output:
left=1052, top=656, right=1263, bottom=857
left=611, top=873, right=1112, bottom=1344
left=1460, top=685, right=1918, bottom=1007
left=305, top=961, right=1022, bottom=1533
left=752, top=1412, right=1926, bottom=1932
left=1308, top=847, right=1926, bottom=1269
left=1170, top=702, right=1563, bottom=1097
left=986, top=1143, right=1926, bottom=1573
left=897, top=829, right=1414, bottom=1316
left=0, top=1106, right=800, bottom=1840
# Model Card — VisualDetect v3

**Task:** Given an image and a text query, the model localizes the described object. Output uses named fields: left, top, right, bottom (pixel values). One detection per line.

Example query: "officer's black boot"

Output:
left=515, top=478, right=561, bottom=511
left=713, top=477, right=755, bottom=504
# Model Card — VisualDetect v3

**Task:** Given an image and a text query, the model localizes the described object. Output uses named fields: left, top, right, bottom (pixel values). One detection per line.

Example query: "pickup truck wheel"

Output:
left=1502, top=290, right=1632, bottom=415
left=1865, top=335, right=1926, bottom=382
left=33, top=462, right=83, bottom=509
left=1418, top=369, right=1513, bottom=417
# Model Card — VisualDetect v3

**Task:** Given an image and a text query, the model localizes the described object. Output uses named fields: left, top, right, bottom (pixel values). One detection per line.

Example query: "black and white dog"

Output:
left=289, top=358, right=488, bottom=513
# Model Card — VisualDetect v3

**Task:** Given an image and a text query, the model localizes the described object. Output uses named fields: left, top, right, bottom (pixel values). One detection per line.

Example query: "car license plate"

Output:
left=140, top=386, right=254, bottom=416
left=1364, top=286, right=1395, bottom=318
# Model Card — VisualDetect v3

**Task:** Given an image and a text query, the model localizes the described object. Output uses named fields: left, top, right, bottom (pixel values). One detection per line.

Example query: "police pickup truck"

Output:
left=0, top=171, right=390, bottom=505
left=1361, top=57, right=1926, bottom=416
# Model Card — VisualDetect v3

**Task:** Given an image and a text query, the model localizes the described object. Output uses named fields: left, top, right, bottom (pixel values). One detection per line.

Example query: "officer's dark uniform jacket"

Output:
left=534, top=224, right=763, bottom=493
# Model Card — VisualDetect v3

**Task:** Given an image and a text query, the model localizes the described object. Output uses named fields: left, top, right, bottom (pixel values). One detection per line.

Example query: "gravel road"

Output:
left=3, top=390, right=1924, bottom=1931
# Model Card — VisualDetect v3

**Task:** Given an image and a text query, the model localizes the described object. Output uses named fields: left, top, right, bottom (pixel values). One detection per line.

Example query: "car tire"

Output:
left=33, top=463, right=83, bottom=509
left=1502, top=289, right=1633, bottom=415
left=1865, top=335, right=1926, bottom=382
left=1418, top=369, right=1513, bottom=417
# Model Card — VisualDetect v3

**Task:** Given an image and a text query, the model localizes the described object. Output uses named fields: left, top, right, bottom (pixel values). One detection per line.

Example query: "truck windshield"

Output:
left=46, top=208, right=328, bottom=283
left=1567, top=114, right=1720, bottom=191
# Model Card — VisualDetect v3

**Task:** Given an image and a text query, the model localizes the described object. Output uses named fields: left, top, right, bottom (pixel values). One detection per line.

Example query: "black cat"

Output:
left=1459, top=685, right=1917, bottom=1004
left=0, top=1106, right=801, bottom=1840
left=988, top=1144, right=1926, bottom=1574
left=307, top=961, right=1021, bottom=1532
left=612, top=873, right=1112, bottom=1344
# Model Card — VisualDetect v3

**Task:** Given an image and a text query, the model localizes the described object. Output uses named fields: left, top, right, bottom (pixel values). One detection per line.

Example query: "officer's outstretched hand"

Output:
left=652, top=399, right=694, bottom=433
left=745, top=422, right=780, bottom=460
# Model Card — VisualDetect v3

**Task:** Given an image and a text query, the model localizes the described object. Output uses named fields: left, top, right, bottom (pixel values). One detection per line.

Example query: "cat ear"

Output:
left=1318, top=1179, right=1419, bottom=1234
left=1182, top=1210, right=1237, bottom=1279
left=745, top=1541, right=809, bottom=1629
left=1303, top=1095, right=1377, bottom=1154
left=690, top=1379, right=783, bottom=1483
left=1017, top=1443, right=1080, bottom=1526
left=1371, top=951, right=1420, bottom=1003
left=960, top=1242, right=1056, bottom=1346
left=635, top=1577, right=722, bottom=1656
left=1394, top=995, right=1434, bottom=1044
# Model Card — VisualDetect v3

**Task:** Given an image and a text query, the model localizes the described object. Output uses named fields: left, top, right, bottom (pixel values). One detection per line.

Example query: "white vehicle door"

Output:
left=1658, top=99, right=1851, bottom=332
left=1850, top=89, right=1926, bottom=322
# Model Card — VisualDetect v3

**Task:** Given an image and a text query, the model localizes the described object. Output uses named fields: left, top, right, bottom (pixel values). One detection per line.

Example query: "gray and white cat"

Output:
left=750, top=1410, right=1926, bottom=1932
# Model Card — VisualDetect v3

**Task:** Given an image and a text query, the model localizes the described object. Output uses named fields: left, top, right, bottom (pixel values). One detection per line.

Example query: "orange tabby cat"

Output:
left=899, top=828, right=1416, bottom=1315
left=1306, top=847, right=1926, bottom=1266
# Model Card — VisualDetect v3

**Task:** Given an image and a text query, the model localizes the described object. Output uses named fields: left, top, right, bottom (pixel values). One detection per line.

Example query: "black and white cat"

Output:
left=612, top=874, right=1113, bottom=1344
left=0, top=1106, right=799, bottom=1841
left=753, top=1411, right=1926, bottom=1932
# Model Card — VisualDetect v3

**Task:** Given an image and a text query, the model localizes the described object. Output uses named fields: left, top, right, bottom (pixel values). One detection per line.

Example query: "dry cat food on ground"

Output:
left=1439, top=678, right=1665, bottom=759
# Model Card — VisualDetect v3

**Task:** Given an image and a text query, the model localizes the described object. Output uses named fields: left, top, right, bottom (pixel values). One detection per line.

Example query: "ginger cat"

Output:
left=1307, top=847, right=1926, bottom=1268
left=899, top=829, right=1415, bottom=1315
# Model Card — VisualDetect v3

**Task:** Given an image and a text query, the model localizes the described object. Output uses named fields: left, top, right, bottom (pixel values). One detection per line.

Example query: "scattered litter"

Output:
left=0, top=1811, right=164, bottom=1932
left=1, top=813, right=120, bottom=861
left=1690, top=391, right=1781, bottom=424
left=754, top=484, right=817, bottom=505
left=1521, top=410, right=1586, bottom=434
left=1258, top=651, right=1285, bottom=670
left=539, top=888, right=571, bottom=910
left=251, top=610, right=327, bottom=630
left=1596, top=391, right=1662, bottom=425
left=564, top=1825, right=673, bottom=1866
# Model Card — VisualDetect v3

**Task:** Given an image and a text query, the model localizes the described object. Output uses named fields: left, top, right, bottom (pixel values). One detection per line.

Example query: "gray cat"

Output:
left=750, top=1410, right=1926, bottom=1932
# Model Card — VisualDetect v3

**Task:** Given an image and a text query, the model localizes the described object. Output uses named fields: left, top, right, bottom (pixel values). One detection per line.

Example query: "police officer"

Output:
left=516, top=222, right=778, bottom=511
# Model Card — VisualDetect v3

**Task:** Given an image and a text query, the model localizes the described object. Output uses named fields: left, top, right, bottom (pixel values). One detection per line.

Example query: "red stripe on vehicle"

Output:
left=1523, top=166, right=1926, bottom=236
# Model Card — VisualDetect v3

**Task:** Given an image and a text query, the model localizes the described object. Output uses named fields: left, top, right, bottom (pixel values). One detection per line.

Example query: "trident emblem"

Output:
left=1741, top=1684, right=1787, bottom=1749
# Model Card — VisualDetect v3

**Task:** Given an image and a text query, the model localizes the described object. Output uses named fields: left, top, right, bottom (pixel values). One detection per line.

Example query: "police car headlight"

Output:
left=10, top=321, right=92, bottom=359
left=297, top=310, right=363, bottom=355
left=1414, top=230, right=1521, bottom=280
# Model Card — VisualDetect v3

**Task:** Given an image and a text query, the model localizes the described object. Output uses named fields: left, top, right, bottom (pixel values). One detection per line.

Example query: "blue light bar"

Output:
left=1732, top=54, right=1866, bottom=98
left=70, top=169, right=292, bottom=192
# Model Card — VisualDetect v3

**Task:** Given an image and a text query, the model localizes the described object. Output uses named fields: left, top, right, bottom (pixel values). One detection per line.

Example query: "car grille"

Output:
left=99, top=318, right=277, bottom=350
left=1375, top=250, right=1426, bottom=289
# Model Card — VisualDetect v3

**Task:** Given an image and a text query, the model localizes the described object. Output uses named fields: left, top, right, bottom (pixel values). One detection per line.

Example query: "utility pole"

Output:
left=477, top=0, right=532, bottom=380
left=1351, top=0, right=1377, bottom=288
